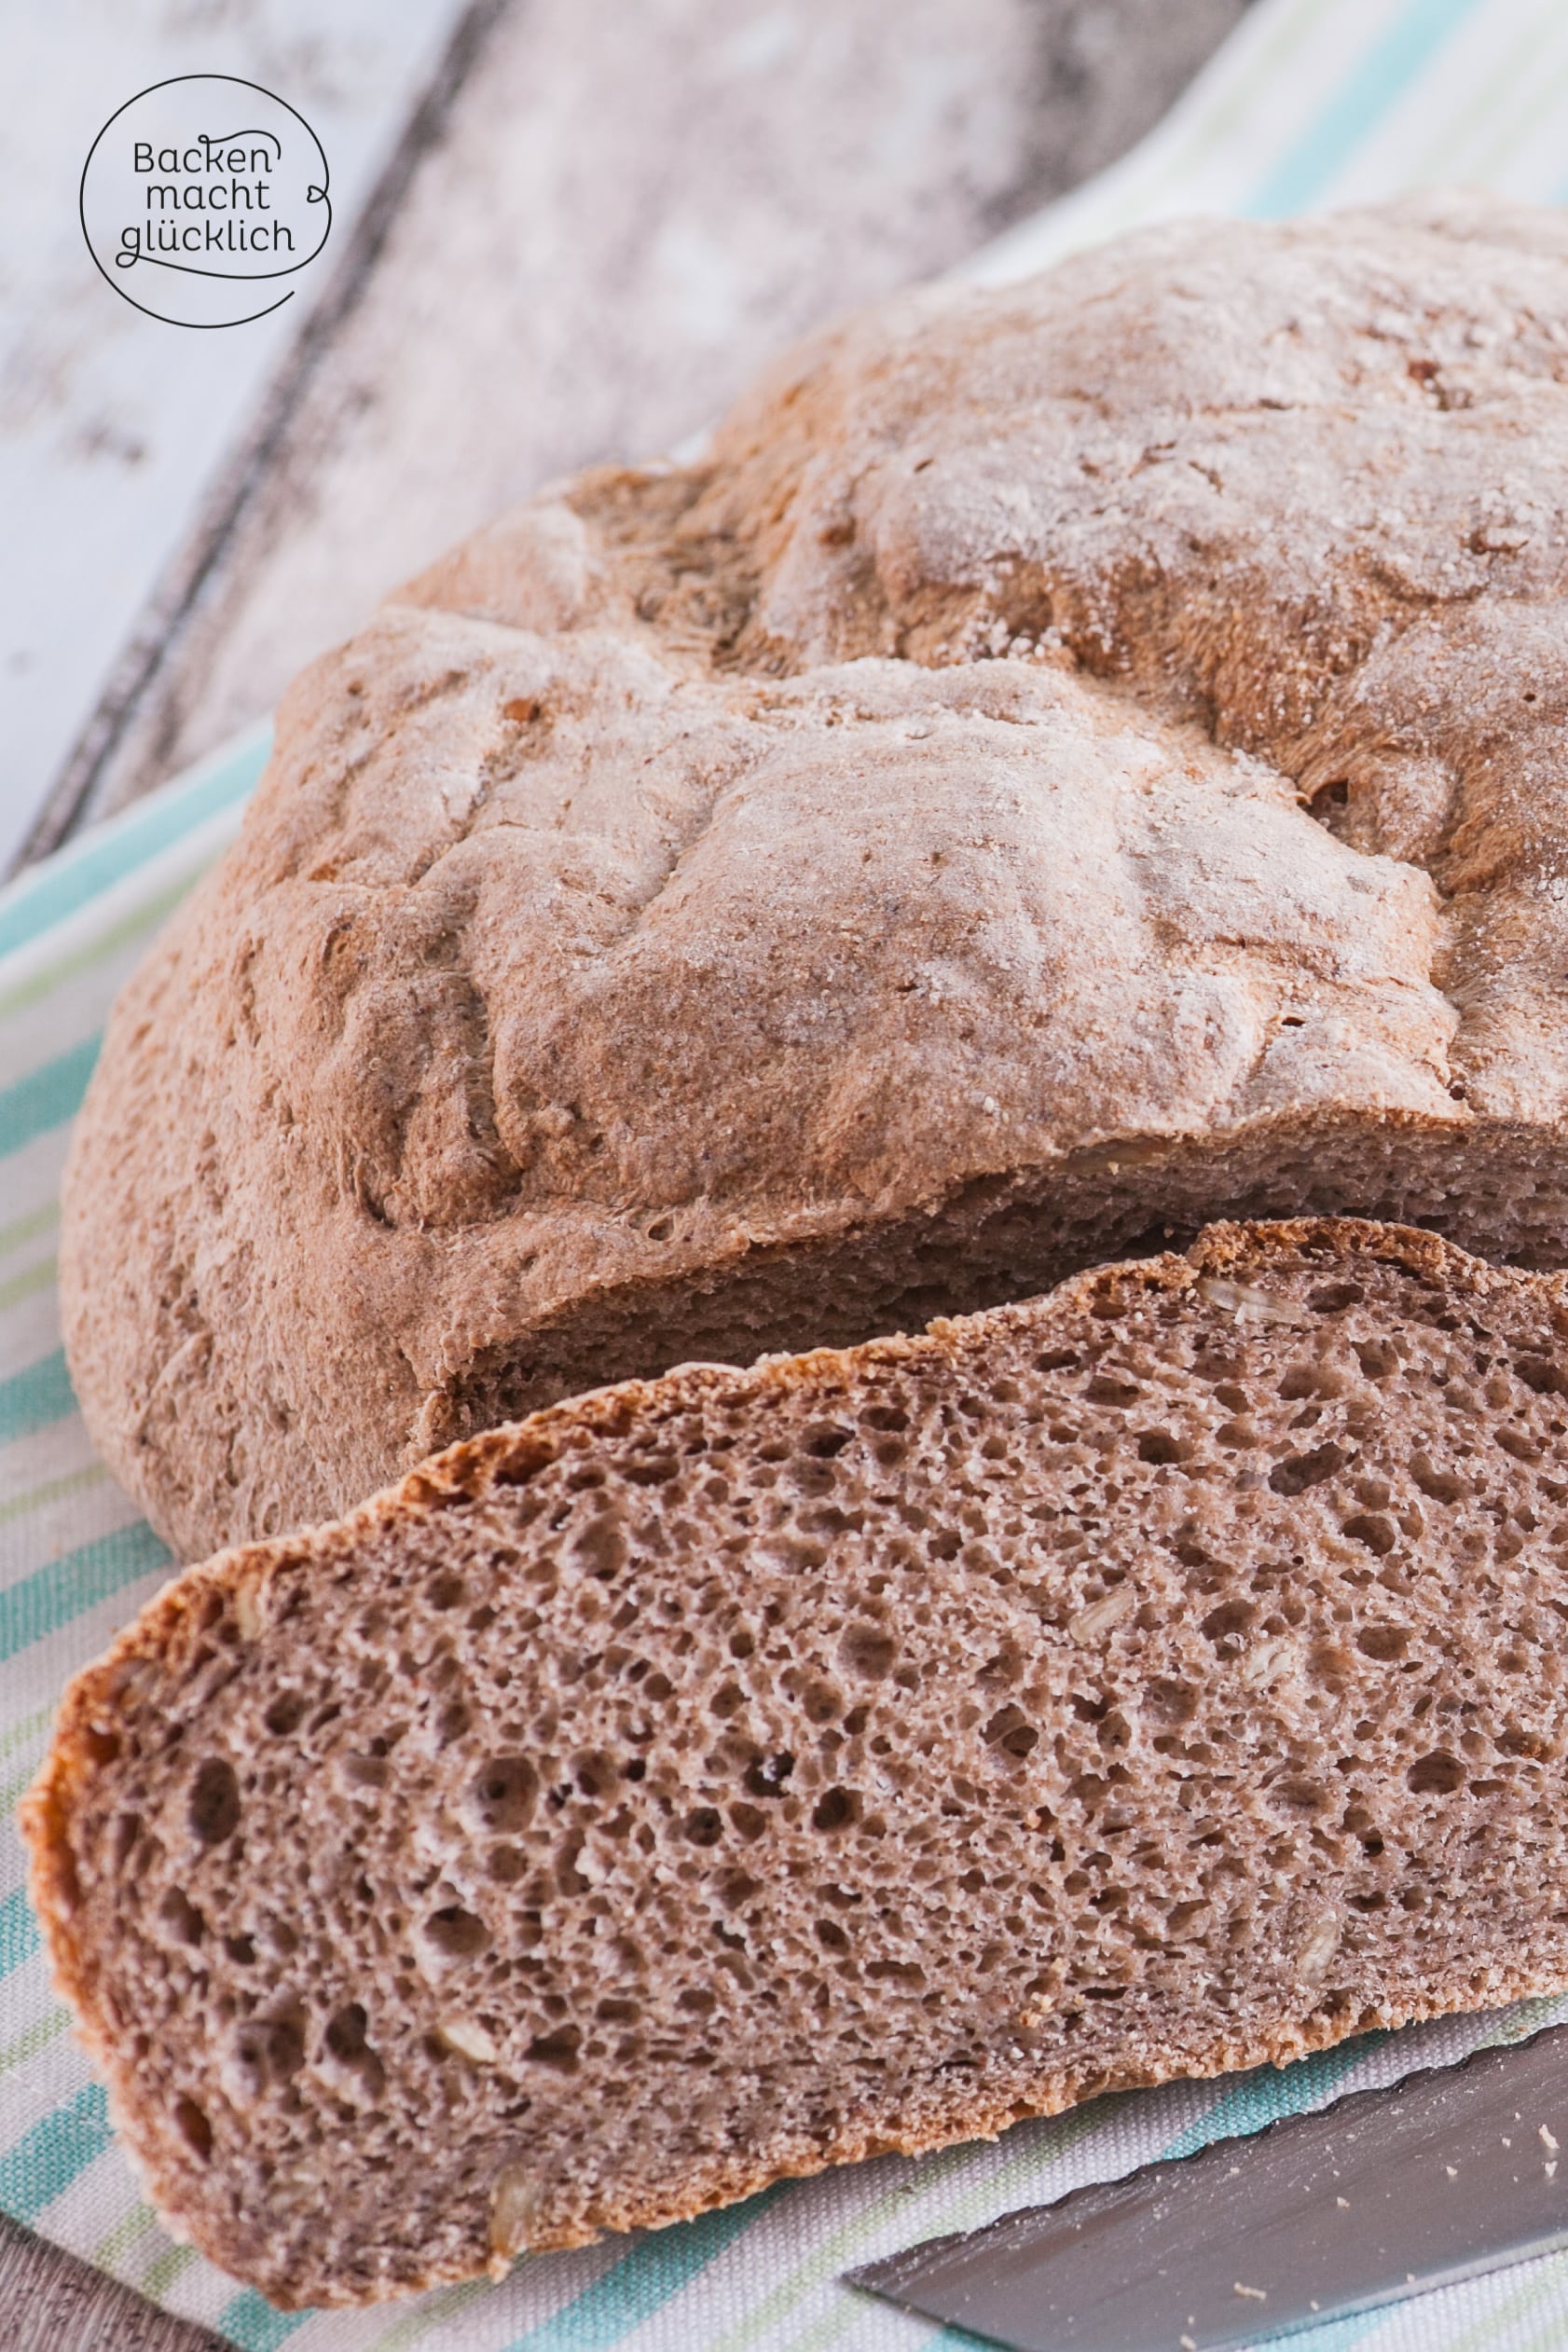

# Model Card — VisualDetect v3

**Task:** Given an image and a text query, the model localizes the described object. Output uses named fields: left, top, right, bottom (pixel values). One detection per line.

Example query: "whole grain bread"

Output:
left=27, top=1218, right=1568, bottom=2307
left=62, top=191, right=1568, bottom=1560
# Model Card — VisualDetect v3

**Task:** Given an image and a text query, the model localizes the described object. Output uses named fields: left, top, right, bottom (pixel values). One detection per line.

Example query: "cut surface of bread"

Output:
left=60, top=191, right=1568, bottom=1559
left=26, top=1219, right=1568, bottom=2307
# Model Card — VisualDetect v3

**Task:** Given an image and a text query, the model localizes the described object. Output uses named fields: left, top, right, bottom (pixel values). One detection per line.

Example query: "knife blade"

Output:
left=846, top=2021, right=1568, bottom=2351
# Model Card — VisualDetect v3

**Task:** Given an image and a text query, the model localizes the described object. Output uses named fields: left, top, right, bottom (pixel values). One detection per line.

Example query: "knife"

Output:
left=846, top=2021, right=1568, bottom=2350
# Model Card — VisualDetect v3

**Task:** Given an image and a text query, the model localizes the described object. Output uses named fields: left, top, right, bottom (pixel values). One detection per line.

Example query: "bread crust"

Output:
left=61, top=192, right=1568, bottom=1558
left=27, top=1217, right=1568, bottom=2304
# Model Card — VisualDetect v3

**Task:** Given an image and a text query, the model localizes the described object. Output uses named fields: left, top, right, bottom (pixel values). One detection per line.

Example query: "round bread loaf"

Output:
left=62, top=190, right=1568, bottom=1559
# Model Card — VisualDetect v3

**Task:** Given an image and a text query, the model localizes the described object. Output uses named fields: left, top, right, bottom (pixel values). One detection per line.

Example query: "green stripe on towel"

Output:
left=0, top=2084, right=111, bottom=2222
left=502, top=2187, right=791, bottom=2350
left=0, top=1349, right=76, bottom=1448
left=0, top=1891, right=39, bottom=1982
left=0, top=1036, right=99, bottom=1159
left=0, top=1520, right=171, bottom=1664
left=1248, top=0, right=1480, bottom=214
left=0, top=726, right=268, bottom=965
left=1158, top=2031, right=1384, bottom=2162
left=217, top=2289, right=313, bottom=2350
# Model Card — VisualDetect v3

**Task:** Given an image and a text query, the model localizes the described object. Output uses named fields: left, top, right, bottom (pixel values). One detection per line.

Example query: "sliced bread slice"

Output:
left=25, top=1218, right=1568, bottom=2307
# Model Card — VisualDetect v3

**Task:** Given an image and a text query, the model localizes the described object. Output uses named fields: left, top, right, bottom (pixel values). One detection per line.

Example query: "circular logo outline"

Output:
left=79, top=74, right=332, bottom=329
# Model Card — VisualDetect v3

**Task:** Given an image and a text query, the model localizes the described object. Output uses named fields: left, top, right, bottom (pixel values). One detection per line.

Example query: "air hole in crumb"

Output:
left=158, top=1887, right=204, bottom=1945
left=1357, top=1624, right=1410, bottom=1661
left=1410, top=1457, right=1464, bottom=1506
left=423, top=1905, right=490, bottom=1958
left=745, top=1753, right=795, bottom=1798
left=427, top=1574, right=466, bottom=1610
left=573, top=1751, right=615, bottom=1799
left=812, top=1786, right=861, bottom=1832
left=839, top=1625, right=896, bottom=1679
left=526, top=2027, right=581, bottom=2072
left=325, top=2003, right=368, bottom=2060
left=172, top=2098, right=212, bottom=2161
left=1136, top=1431, right=1190, bottom=1465
left=1201, top=1598, right=1259, bottom=1645
left=1270, top=1441, right=1349, bottom=1495
left=1342, top=1514, right=1396, bottom=1555
left=983, top=1706, right=1039, bottom=1761
left=685, top=1808, right=723, bottom=1846
left=571, top=1516, right=626, bottom=1579
left=266, top=2015, right=306, bottom=2078
left=466, top=1756, right=537, bottom=1834
left=263, top=1691, right=307, bottom=1738
left=1408, top=1751, right=1466, bottom=1795
left=188, top=1758, right=241, bottom=1846
left=623, top=1455, right=680, bottom=1488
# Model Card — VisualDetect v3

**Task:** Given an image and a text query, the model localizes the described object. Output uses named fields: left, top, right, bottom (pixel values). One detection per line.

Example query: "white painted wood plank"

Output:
left=0, top=0, right=466, bottom=874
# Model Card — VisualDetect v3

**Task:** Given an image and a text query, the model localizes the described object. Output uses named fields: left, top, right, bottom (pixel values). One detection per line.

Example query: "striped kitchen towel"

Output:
left=8, top=0, right=1568, bottom=2345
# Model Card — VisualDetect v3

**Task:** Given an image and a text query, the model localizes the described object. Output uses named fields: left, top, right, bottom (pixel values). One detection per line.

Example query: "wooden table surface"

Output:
left=4, top=2, right=1247, bottom=2340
